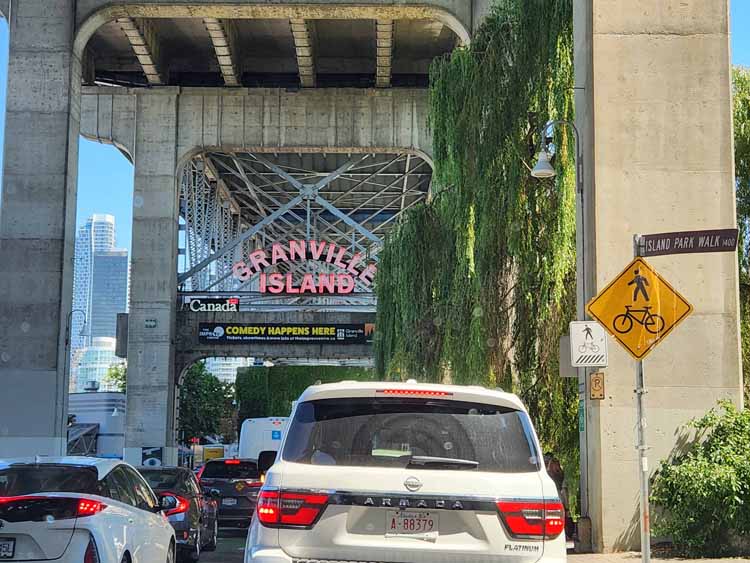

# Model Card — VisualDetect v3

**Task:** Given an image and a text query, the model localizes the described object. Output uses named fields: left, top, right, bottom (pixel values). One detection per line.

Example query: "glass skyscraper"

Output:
left=70, top=215, right=129, bottom=392
left=204, top=357, right=253, bottom=384
left=90, top=249, right=129, bottom=339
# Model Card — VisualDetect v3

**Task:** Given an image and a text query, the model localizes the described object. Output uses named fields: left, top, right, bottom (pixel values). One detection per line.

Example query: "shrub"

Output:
left=651, top=401, right=750, bottom=556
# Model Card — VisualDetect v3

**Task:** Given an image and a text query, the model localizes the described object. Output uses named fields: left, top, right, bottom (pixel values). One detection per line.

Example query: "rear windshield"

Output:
left=282, top=398, right=541, bottom=473
left=201, top=460, right=259, bottom=480
left=140, top=469, right=187, bottom=493
left=0, top=465, right=99, bottom=496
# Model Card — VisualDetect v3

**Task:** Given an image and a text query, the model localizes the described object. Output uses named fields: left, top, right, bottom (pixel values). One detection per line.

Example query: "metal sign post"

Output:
left=633, top=235, right=650, bottom=563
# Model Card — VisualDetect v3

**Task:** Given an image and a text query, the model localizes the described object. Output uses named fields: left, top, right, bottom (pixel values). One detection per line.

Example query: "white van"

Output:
left=245, top=381, right=565, bottom=563
left=238, top=417, right=288, bottom=460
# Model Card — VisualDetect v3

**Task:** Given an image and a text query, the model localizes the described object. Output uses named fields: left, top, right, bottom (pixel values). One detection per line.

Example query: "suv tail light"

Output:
left=257, top=489, right=329, bottom=528
left=496, top=499, right=565, bottom=540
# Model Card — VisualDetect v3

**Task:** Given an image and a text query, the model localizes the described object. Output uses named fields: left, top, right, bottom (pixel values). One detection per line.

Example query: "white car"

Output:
left=0, top=456, right=175, bottom=562
left=246, top=381, right=566, bottom=563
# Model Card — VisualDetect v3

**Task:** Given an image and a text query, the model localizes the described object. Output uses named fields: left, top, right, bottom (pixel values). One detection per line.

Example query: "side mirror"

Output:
left=159, top=494, right=179, bottom=512
left=257, top=450, right=277, bottom=475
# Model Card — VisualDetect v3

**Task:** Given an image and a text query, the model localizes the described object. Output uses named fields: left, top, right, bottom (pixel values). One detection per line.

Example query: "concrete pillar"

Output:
left=0, top=0, right=79, bottom=457
left=123, top=90, right=179, bottom=466
left=577, top=0, right=741, bottom=551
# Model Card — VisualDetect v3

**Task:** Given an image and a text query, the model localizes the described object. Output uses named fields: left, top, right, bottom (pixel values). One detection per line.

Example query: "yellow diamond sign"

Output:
left=586, top=257, right=693, bottom=360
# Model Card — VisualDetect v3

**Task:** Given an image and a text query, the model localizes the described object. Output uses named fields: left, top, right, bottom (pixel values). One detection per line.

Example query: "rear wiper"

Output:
left=407, top=455, right=479, bottom=469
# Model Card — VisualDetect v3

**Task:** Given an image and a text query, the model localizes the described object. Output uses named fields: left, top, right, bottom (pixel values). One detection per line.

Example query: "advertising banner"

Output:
left=199, top=322, right=375, bottom=345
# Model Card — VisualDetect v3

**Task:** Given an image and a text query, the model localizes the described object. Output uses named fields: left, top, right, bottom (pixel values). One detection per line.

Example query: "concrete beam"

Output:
left=290, top=18, right=315, bottom=88
left=80, top=86, right=434, bottom=161
left=116, top=17, right=164, bottom=85
left=203, top=18, right=240, bottom=87
left=376, top=19, right=394, bottom=88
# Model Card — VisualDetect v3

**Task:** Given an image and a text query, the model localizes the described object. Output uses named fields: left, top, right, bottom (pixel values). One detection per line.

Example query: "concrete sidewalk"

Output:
left=569, top=555, right=750, bottom=563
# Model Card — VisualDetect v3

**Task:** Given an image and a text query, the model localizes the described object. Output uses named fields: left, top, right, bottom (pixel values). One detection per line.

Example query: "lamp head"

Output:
left=531, top=149, right=556, bottom=179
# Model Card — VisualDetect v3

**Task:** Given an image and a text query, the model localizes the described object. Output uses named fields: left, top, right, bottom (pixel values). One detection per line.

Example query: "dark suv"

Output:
left=197, top=458, right=261, bottom=528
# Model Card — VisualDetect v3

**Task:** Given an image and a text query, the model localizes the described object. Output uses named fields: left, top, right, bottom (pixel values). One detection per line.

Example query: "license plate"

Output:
left=222, top=498, right=238, bottom=506
left=0, top=538, right=15, bottom=559
left=386, top=511, right=438, bottom=535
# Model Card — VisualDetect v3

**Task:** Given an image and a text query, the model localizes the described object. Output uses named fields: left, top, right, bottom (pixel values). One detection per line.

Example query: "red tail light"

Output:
left=0, top=496, right=105, bottom=522
left=257, top=489, right=329, bottom=528
left=161, top=494, right=190, bottom=517
left=496, top=499, right=565, bottom=540
left=77, top=499, right=107, bottom=517
left=84, top=536, right=100, bottom=563
left=246, top=480, right=263, bottom=488
left=225, top=459, right=241, bottom=465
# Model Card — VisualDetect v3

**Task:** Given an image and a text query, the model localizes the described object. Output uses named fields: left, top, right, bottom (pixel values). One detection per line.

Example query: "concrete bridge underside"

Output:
left=0, top=0, right=741, bottom=553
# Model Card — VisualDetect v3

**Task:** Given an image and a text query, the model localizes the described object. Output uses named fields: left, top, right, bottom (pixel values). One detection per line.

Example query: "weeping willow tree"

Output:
left=375, top=0, right=579, bottom=509
left=734, top=66, right=750, bottom=401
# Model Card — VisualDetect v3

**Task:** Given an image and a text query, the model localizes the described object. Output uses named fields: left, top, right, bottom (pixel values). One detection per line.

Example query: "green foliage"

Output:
left=178, top=362, right=234, bottom=444
left=235, top=366, right=377, bottom=421
left=652, top=401, right=750, bottom=556
left=375, top=0, right=579, bottom=511
left=734, top=67, right=750, bottom=401
left=104, top=363, right=126, bottom=393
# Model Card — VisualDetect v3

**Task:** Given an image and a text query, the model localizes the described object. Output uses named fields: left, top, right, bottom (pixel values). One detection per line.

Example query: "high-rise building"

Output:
left=204, top=357, right=253, bottom=384
left=70, top=215, right=129, bottom=392
left=72, top=214, right=119, bottom=350
left=90, top=249, right=129, bottom=339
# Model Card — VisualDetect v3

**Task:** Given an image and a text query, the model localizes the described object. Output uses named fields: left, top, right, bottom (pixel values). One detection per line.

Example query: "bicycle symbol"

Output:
left=613, top=306, right=665, bottom=335
left=578, top=342, right=600, bottom=353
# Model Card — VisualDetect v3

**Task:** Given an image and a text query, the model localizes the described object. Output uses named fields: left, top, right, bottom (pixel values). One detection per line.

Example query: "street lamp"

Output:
left=65, top=308, right=88, bottom=390
left=531, top=119, right=589, bottom=523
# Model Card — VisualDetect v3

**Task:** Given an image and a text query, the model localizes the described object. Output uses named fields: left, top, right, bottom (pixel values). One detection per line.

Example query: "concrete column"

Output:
left=578, top=0, right=741, bottom=551
left=124, top=90, right=179, bottom=466
left=0, top=1, right=80, bottom=457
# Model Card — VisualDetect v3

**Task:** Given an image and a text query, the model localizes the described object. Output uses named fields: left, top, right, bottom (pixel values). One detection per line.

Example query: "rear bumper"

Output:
left=219, top=505, right=255, bottom=527
left=245, top=547, right=293, bottom=563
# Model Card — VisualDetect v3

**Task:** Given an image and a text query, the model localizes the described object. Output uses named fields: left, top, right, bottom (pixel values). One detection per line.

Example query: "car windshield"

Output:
left=0, top=465, right=99, bottom=496
left=140, top=469, right=186, bottom=493
left=282, top=398, right=541, bottom=473
left=201, top=460, right=259, bottom=480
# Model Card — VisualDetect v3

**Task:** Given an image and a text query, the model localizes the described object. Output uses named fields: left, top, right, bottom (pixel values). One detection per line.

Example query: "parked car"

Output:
left=0, top=456, right=175, bottom=562
left=246, top=381, right=566, bottom=563
left=197, top=458, right=261, bottom=528
left=139, top=466, right=219, bottom=561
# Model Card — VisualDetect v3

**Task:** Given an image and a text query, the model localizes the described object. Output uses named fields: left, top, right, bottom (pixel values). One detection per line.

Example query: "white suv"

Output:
left=245, top=381, right=566, bottom=563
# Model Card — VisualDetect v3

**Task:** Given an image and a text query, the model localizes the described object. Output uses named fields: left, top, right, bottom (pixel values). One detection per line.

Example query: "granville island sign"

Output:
left=232, top=239, right=377, bottom=294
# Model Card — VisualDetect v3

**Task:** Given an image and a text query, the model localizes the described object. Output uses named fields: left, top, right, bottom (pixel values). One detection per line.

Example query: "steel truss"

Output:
left=177, top=151, right=432, bottom=308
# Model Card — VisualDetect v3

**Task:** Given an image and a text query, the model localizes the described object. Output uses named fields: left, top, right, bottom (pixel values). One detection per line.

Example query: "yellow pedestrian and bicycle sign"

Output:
left=586, top=257, right=693, bottom=360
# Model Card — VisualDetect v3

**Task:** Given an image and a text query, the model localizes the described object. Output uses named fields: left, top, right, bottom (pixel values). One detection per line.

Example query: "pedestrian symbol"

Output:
left=628, top=269, right=650, bottom=302
left=586, top=258, right=693, bottom=360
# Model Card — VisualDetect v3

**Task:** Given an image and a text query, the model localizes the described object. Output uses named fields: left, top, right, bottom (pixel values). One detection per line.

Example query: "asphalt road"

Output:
left=203, top=529, right=247, bottom=563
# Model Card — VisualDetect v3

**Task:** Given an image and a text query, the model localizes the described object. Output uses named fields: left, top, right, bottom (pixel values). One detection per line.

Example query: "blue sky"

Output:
left=0, top=6, right=749, bottom=253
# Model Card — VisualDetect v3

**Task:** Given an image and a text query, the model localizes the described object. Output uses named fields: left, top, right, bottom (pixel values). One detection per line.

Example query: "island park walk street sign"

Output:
left=586, top=257, right=693, bottom=360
